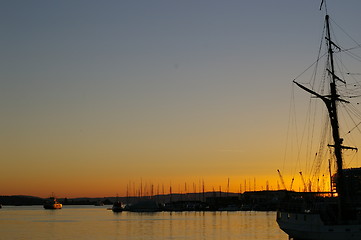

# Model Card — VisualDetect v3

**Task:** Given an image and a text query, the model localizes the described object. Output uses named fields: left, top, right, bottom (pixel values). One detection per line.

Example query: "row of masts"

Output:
left=120, top=176, right=332, bottom=200
left=124, top=179, right=258, bottom=198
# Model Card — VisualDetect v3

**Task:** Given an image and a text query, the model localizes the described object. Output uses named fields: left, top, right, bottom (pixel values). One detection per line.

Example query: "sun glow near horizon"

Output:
left=1, top=173, right=310, bottom=199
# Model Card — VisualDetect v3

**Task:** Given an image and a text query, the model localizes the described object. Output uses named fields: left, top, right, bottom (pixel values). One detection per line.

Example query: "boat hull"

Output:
left=112, top=201, right=123, bottom=212
left=43, top=203, right=62, bottom=209
left=277, top=211, right=361, bottom=240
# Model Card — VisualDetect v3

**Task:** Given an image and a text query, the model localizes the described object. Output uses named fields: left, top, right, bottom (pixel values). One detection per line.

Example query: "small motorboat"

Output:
left=43, top=196, right=62, bottom=209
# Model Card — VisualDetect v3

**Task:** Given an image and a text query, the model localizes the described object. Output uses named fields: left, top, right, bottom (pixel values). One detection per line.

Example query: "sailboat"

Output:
left=276, top=2, right=361, bottom=240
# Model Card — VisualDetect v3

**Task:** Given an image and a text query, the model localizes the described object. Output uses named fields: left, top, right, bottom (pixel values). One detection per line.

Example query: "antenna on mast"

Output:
left=319, top=0, right=327, bottom=13
left=319, top=0, right=324, bottom=10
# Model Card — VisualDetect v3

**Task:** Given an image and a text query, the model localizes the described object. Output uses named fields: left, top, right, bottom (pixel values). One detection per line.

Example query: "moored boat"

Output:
left=112, top=201, right=123, bottom=212
left=126, top=200, right=161, bottom=212
left=43, top=196, right=62, bottom=209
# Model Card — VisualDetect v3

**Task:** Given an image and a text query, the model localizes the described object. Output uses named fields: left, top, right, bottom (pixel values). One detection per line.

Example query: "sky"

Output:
left=2, top=0, right=361, bottom=198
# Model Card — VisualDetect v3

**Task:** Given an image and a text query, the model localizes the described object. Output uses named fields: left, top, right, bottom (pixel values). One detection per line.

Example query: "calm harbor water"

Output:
left=0, top=206, right=288, bottom=240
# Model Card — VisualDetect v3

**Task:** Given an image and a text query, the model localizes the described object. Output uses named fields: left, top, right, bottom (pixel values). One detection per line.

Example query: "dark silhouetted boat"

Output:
left=276, top=1, right=361, bottom=239
left=112, top=201, right=123, bottom=212
left=163, top=200, right=209, bottom=211
left=126, top=200, right=161, bottom=212
left=43, top=196, right=62, bottom=209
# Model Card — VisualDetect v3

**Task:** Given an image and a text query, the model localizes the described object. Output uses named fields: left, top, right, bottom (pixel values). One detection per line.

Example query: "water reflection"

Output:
left=0, top=206, right=288, bottom=240
left=110, top=211, right=287, bottom=240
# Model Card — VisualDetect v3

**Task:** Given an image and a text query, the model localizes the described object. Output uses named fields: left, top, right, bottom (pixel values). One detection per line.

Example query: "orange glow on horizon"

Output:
left=1, top=174, right=316, bottom=199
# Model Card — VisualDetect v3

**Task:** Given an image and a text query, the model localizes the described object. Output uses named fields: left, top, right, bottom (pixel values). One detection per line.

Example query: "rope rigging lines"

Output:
left=283, top=14, right=361, bottom=192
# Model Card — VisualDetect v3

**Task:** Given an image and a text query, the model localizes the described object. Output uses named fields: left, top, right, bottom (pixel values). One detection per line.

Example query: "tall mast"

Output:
left=325, top=14, right=345, bottom=200
left=324, top=15, right=349, bottom=215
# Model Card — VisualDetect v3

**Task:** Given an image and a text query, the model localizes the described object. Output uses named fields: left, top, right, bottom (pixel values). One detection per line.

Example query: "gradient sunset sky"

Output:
left=2, top=0, right=361, bottom=198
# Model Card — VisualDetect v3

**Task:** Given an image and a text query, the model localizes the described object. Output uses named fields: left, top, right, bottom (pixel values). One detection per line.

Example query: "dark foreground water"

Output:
left=0, top=206, right=288, bottom=240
